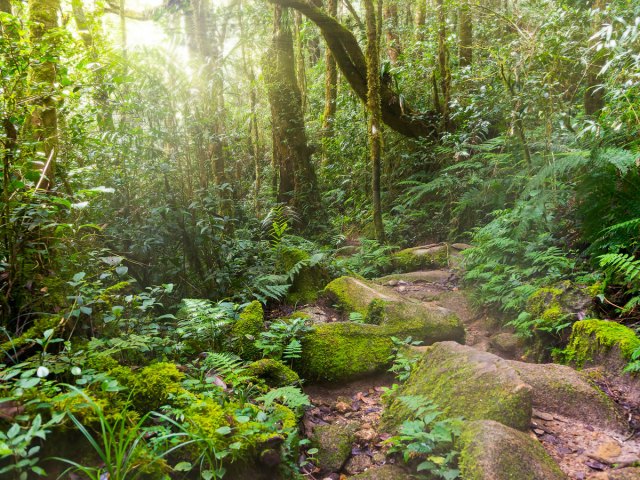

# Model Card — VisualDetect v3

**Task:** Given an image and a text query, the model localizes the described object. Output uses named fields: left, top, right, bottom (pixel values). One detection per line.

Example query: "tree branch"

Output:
left=265, top=0, right=437, bottom=139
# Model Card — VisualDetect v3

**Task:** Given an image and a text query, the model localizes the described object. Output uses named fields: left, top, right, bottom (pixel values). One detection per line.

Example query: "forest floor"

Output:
left=293, top=268, right=640, bottom=479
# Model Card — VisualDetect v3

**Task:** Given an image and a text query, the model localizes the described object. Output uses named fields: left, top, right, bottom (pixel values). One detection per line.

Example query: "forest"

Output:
left=1, top=0, right=640, bottom=478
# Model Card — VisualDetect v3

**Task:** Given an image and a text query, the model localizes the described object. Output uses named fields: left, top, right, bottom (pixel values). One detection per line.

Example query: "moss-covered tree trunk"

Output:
left=321, top=0, right=338, bottom=166
left=436, top=0, right=451, bottom=131
left=29, top=0, right=60, bottom=190
left=384, top=1, right=401, bottom=64
left=458, top=0, right=472, bottom=67
left=264, top=6, right=320, bottom=222
left=364, top=0, right=385, bottom=244
left=584, top=0, right=606, bottom=117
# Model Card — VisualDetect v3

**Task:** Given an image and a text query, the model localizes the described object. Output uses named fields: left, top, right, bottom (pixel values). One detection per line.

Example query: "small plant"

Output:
left=388, top=336, right=423, bottom=382
left=256, top=386, right=311, bottom=416
left=255, top=317, right=311, bottom=364
left=385, top=395, right=461, bottom=480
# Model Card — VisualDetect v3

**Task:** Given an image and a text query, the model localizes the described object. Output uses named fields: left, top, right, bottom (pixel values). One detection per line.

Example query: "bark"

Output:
left=0, top=0, right=10, bottom=14
left=294, top=12, right=308, bottom=115
left=29, top=0, right=60, bottom=190
left=384, top=2, right=401, bottom=64
left=458, top=0, right=472, bottom=67
left=321, top=0, right=338, bottom=166
left=584, top=0, right=606, bottom=116
left=264, top=6, right=320, bottom=219
left=364, top=0, right=385, bottom=243
left=436, top=0, right=451, bottom=131
left=266, top=0, right=438, bottom=139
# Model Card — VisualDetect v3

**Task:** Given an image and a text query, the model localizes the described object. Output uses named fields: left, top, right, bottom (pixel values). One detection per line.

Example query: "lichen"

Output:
left=246, top=358, right=300, bottom=387
left=562, top=319, right=640, bottom=367
left=230, top=300, right=264, bottom=360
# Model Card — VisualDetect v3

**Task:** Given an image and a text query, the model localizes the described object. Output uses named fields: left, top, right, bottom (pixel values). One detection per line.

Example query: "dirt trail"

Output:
left=298, top=269, right=640, bottom=479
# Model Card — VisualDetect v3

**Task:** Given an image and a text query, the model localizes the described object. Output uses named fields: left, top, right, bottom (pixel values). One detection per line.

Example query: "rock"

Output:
left=381, top=342, right=533, bottom=432
left=392, top=244, right=453, bottom=272
left=533, top=410, right=554, bottom=421
left=335, top=401, right=351, bottom=413
left=489, top=332, right=524, bottom=359
left=564, top=319, right=640, bottom=368
left=349, top=464, right=413, bottom=479
left=586, top=440, right=623, bottom=465
left=277, top=246, right=330, bottom=304
left=459, top=420, right=567, bottom=480
left=344, top=455, right=373, bottom=475
left=592, top=468, right=640, bottom=480
left=229, top=301, right=264, bottom=360
left=301, top=278, right=464, bottom=381
left=311, top=423, right=357, bottom=472
left=355, top=428, right=377, bottom=443
left=507, top=360, right=624, bottom=431
left=451, top=243, right=473, bottom=250
left=245, top=358, right=299, bottom=387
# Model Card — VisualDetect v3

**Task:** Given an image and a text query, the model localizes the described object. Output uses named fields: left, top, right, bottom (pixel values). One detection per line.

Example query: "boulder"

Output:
left=301, top=277, right=464, bottom=381
left=245, top=359, right=299, bottom=387
left=349, top=464, right=413, bottom=479
left=230, top=301, right=264, bottom=360
left=376, top=270, right=453, bottom=285
left=489, top=332, right=524, bottom=359
left=507, top=360, right=624, bottom=431
left=277, top=246, right=330, bottom=305
left=459, top=420, right=567, bottom=480
left=381, top=342, right=533, bottom=432
left=593, top=468, right=640, bottom=480
left=563, top=319, right=640, bottom=370
left=391, top=244, right=456, bottom=272
left=311, top=423, right=357, bottom=472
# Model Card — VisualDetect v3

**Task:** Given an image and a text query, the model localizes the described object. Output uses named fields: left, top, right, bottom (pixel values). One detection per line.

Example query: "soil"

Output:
left=296, top=269, right=640, bottom=479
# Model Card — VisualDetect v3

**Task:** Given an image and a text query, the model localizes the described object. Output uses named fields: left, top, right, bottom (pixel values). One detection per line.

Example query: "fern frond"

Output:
left=256, top=386, right=310, bottom=413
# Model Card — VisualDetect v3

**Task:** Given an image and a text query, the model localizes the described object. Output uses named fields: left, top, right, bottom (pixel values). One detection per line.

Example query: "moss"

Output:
left=366, top=298, right=386, bottom=325
left=381, top=343, right=532, bottom=432
left=392, top=245, right=450, bottom=273
left=458, top=420, right=565, bottom=480
left=184, top=397, right=231, bottom=451
left=277, top=247, right=329, bottom=305
left=563, top=319, right=640, bottom=367
left=108, top=362, right=184, bottom=412
left=300, top=322, right=394, bottom=381
left=230, top=301, right=264, bottom=360
left=246, top=358, right=300, bottom=387
left=1, top=316, right=61, bottom=353
left=527, top=287, right=563, bottom=318
left=311, top=423, right=357, bottom=471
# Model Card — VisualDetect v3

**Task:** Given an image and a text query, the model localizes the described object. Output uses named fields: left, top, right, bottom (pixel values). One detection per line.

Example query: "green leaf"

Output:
left=215, top=426, right=232, bottom=435
left=174, top=462, right=192, bottom=472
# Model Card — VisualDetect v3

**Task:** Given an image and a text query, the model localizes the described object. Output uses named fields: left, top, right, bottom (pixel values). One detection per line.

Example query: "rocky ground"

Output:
left=291, top=244, right=640, bottom=479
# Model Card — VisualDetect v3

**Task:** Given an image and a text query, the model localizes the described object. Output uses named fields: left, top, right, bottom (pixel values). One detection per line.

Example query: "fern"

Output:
left=599, top=253, right=640, bottom=284
left=177, top=299, right=238, bottom=351
left=256, top=386, right=310, bottom=414
left=203, top=352, right=251, bottom=385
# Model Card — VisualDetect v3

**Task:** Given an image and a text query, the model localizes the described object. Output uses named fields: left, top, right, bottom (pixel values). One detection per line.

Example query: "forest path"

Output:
left=300, top=267, right=640, bottom=480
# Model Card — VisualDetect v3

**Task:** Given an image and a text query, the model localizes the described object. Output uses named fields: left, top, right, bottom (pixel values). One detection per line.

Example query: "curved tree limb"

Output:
left=265, top=0, right=437, bottom=138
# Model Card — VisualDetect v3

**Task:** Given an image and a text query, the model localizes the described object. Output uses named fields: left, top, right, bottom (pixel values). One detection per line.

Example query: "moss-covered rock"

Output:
left=108, top=362, right=184, bottom=412
left=246, top=358, right=300, bottom=387
left=277, top=246, right=329, bottom=305
left=300, top=322, right=395, bottom=381
left=324, top=276, right=464, bottom=341
left=459, top=420, right=567, bottom=480
left=311, top=422, right=357, bottom=472
left=507, top=359, right=623, bottom=431
left=303, top=277, right=464, bottom=381
left=381, top=342, right=533, bottom=432
left=230, top=301, right=264, bottom=360
left=391, top=244, right=464, bottom=273
left=563, top=319, right=640, bottom=369
left=349, top=465, right=414, bottom=479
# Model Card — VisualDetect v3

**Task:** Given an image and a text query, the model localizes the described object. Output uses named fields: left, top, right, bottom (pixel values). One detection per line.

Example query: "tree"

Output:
left=266, top=0, right=438, bottom=139
left=458, top=0, right=472, bottom=67
left=364, top=0, right=385, bottom=243
left=321, top=0, right=338, bottom=166
left=264, top=6, right=320, bottom=220
left=28, top=0, right=60, bottom=190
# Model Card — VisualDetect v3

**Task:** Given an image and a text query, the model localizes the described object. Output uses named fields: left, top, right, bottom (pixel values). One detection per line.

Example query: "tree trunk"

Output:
left=0, top=0, right=10, bottom=13
left=436, top=0, right=451, bottom=131
left=294, top=12, right=308, bottom=115
left=384, top=2, right=401, bottom=64
left=29, top=0, right=60, bottom=190
left=264, top=6, right=320, bottom=221
left=321, top=0, right=338, bottom=166
left=458, top=0, right=472, bottom=67
left=266, top=0, right=438, bottom=139
left=584, top=0, right=606, bottom=116
left=364, top=0, right=385, bottom=243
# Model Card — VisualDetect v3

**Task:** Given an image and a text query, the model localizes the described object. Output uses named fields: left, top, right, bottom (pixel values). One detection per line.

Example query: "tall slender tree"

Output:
left=364, top=0, right=385, bottom=243
left=321, top=0, right=338, bottom=166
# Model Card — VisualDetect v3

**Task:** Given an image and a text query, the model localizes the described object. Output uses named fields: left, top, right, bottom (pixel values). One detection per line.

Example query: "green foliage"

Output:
left=385, top=396, right=460, bottom=480
left=335, top=239, right=396, bottom=278
left=256, top=386, right=311, bottom=416
left=177, top=299, right=239, bottom=352
left=255, top=317, right=311, bottom=364
left=388, top=336, right=423, bottom=382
